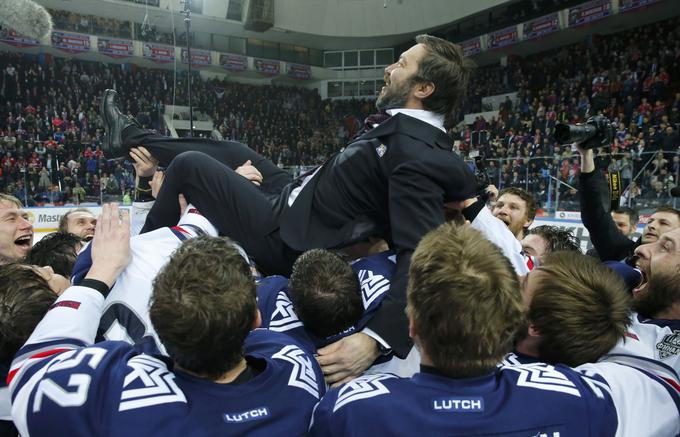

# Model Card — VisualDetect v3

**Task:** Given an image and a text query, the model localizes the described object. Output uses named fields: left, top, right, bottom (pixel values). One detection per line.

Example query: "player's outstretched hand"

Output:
left=316, top=333, right=380, bottom=387
left=235, top=160, right=263, bottom=186
left=85, top=203, right=131, bottom=288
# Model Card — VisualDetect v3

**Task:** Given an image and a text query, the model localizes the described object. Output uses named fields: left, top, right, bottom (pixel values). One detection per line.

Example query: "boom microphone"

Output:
left=0, top=0, right=53, bottom=41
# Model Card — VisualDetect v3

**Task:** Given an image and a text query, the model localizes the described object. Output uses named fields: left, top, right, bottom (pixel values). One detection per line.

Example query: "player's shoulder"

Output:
left=245, top=329, right=324, bottom=400
left=255, top=275, right=289, bottom=300
left=318, top=373, right=403, bottom=414
left=498, top=361, right=611, bottom=401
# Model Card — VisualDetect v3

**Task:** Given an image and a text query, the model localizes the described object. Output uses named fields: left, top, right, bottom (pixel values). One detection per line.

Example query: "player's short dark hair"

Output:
left=526, top=226, right=581, bottom=254
left=653, top=205, right=680, bottom=222
left=289, top=249, right=363, bottom=338
left=26, top=232, right=82, bottom=277
left=528, top=251, right=631, bottom=367
left=414, top=34, right=476, bottom=127
left=0, top=263, right=57, bottom=365
left=498, top=187, right=537, bottom=222
left=150, top=236, right=256, bottom=380
left=612, top=206, right=639, bottom=229
left=407, top=223, right=523, bottom=378
left=58, top=208, right=95, bottom=234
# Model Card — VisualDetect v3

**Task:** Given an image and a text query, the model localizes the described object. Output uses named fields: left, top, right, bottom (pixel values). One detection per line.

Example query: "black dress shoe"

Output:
left=100, top=89, right=140, bottom=158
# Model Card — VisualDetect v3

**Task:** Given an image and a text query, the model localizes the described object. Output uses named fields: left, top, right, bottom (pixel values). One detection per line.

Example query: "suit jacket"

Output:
left=579, top=169, right=638, bottom=262
left=280, top=113, right=477, bottom=357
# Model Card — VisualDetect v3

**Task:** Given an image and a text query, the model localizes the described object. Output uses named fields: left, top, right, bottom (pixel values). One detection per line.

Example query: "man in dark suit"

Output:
left=100, top=34, right=478, bottom=383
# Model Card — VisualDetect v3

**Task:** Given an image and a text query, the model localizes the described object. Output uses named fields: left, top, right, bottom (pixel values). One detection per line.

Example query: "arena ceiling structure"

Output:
left=38, top=0, right=510, bottom=50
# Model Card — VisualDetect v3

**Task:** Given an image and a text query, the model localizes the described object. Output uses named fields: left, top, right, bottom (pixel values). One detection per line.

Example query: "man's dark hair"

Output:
left=612, top=206, right=639, bottom=229
left=414, top=34, right=476, bottom=127
left=498, top=187, right=537, bottom=222
left=526, top=226, right=581, bottom=254
left=150, top=236, right=256, bottom=380
left=289, top=249, right=363, bottom=338
left=25, top=232, right=82, bottom=277
left=0, top=263, right=56, bottom=365
left=57, top=208, right=94, bottom=234
left=654, top=205, right=680, bottom=221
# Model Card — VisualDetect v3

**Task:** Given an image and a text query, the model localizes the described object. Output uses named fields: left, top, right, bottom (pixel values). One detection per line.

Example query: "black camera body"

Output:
left=554, top=115, right=614, bottom=149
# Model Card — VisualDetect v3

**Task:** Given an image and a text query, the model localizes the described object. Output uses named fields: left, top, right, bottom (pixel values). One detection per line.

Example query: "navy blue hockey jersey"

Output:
left=256, top=250, right=396, bottom=349
left=310, top=362, right=680, bottom=436
left=10, top=329, right=324, bottom=437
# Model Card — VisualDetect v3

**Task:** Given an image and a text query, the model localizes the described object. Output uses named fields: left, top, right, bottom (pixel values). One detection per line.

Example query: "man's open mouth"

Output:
left=14, top=235, right=32, bottom=248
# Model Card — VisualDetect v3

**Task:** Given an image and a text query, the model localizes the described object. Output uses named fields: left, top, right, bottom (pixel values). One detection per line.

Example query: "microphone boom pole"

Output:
left=180, top=0, right=194, bottom=137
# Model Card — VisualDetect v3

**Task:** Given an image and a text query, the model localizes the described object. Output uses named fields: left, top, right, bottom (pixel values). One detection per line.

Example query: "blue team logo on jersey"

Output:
left=357, top=270, right=390, bottom=309
left=223, top=407, right=269, bottom=423
left=269, top=291, right=304, bottom=332
left=119, top=355, right=187, bottom=411
left=333, top=374, right=397, bottom=412
left=432, top=397, right=484, bottom=412
left=272, top=345, right=319, bottom=399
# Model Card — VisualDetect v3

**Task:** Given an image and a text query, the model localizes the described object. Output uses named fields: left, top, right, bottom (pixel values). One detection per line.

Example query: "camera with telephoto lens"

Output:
left=554, top=115, right=614, bottom=149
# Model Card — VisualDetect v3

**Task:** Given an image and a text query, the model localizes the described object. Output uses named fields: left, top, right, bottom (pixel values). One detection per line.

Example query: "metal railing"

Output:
left=462, top=150, right=679, bottom=213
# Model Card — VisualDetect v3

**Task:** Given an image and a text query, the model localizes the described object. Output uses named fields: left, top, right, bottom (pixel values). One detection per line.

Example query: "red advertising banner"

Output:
left=220, top=53, right=248, bottom=72
left=487, top=26, right=518, bottom=50
left=460, top=37, right=481, bottom=57
left=523, top=13, right=559, bottom=40
left=181, top=48, right=211, bottom=66
left=142, top=43, right=175, bottom=63
left=286, top=63, right=311, bottom=80
left=254, top=59, right=280, bottom=76
left=51, top=31, right=90, bottom=53
left=568, top=0, right=612, bottom=27
left=97, top=37, right=134, bottom=58
left=0, top=27, right=40, bottom=48
left=619, top=0, right=660, bottom=12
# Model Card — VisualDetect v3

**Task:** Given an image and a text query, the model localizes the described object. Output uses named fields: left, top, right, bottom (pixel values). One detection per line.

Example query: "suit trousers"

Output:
left=125, top=127, right=298, bottom=275
left=123, top=125, right=292, bottom=196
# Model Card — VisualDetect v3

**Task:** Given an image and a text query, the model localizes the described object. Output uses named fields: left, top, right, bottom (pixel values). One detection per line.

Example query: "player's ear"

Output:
left=253, top=309, right=262, bottom=330
left=528, top=323, right=540, bottom=338
left=407, top=306, right=418, bottom=339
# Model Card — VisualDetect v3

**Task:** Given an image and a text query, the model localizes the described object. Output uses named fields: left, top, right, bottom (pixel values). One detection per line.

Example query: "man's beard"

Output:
left=376, top=80, right=413, bottom=112
left=633, top=271, right=680, bottom=318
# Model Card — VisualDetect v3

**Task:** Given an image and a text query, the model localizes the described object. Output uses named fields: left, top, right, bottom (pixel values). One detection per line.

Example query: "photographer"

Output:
left=575, top=143, right=680, bottom=261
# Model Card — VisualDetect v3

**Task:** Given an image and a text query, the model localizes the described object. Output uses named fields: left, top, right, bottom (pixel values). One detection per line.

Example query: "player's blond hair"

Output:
left=407, top=223, right=524, bottom=377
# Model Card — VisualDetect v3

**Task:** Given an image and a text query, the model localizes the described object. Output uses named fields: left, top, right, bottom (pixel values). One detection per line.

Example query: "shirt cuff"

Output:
left=79, top=278, right=111, bottom=298
left=362, top=327, right=391, bottom=354
left=462, top=199, right=485, bottom=223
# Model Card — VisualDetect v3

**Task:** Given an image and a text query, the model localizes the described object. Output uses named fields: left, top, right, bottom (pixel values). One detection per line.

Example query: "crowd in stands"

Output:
left=0, top=50, right=373, bottom=205
left=2, top=11, right=680, bottom=436
left=1, top=13, right=679, bottom=211
left=456, top=15, right=680, bottom=211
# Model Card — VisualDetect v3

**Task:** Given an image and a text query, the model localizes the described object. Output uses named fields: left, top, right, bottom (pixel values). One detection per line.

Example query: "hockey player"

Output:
left=70, top=203, right=222, bottom=354
left=604, top=227, right=680, bottom=382
left=258, top=249, right=410, bottom=378
left=509, top=229, right=680, bottom=385
left=310, top=223, right=680, bottom=436
left=8, top=204, right=325, bottom=436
